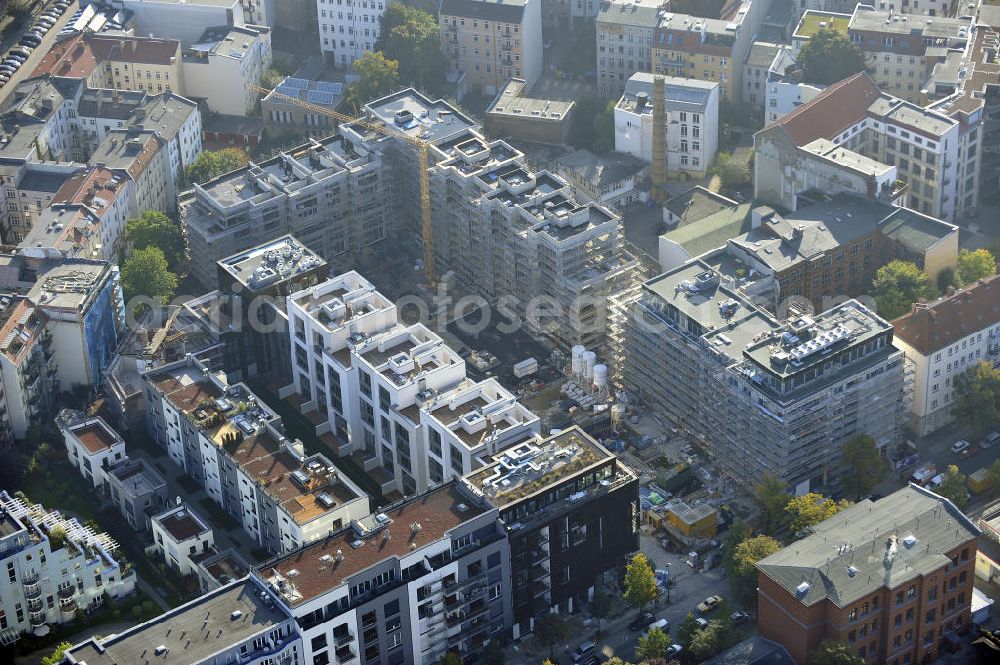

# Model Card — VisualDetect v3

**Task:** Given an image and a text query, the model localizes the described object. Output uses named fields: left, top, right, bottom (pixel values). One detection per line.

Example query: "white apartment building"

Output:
left=115, top=0, right=246, bottom=46
left=90, top=128, right=171, bottom=216
left=182, top=25, right=272, bottom=117
left=151, top=504, right=216, bottom=576
left=130, top=93, right=203, bottom=194
left=754, top=72, right=973, bottom=222
left=0, top=491, right=136, bottom=642
left=892, top=274, right=1000, bottom=436
left=0, top=298, right=57, bottom=441
left=614, top=72, right=720, bottom=178
left=284, top=271, right=541, bottom=497
left=19, top=167, right=135, bottom=261
left=243, top=0, right=276, bottom=26
left=142, top=357, right=371, bottom=554
left=59, top=413, right=127, bottom=494
left=764, top=77, right=824, bottom=123
left=317, top=0, right=393, bottom=69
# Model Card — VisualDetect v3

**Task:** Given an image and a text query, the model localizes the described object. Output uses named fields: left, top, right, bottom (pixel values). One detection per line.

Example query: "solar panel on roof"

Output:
left=306, top=90, right=336, bottom=106
left=315, top=81, right=343, bottom=95
left=284, top=77, right=309, bottom=89
left=275, top=84, right=300, bottom=98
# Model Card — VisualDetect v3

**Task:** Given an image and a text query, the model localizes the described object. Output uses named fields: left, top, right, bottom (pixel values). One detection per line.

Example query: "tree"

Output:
left=754, top=472, right=789, bottom=533
left=346, top=51, right=400, bottom=110
left=841, top=435, right=888, bottom=499
left=636, top=625, right=670, bottom=661
left=952, top=361, right=1000, bottom=436
left=956, top=248, right=996, bottom=285
left=48, top=524, right=67, bottom=551
left=380, top=6, right=447, bottom=94
left=185, top=148, right=250, bottom=184
left=798, top=29, right=868, bottom=86
left=677, top=612, right=700, bottom=647
left=988, top=237, right=1000, bottom=265
left=728, top=535, right=781, bottom=605
left=533, top=613, right=569, bottom=660
left=935, top=464, right=969, bottom=509
left=591, top=588, right=612, bottom=632
left=42, top=641, right=73, bottom=665
left=872, top=260, right=933, bottom=320
left=440, top=652, right=463, bottom=665
left=689, top=620, right=725, bottom=660
left=126, top=210, right=185, bottom=270
left=568, top=96, right=615, bottom=153
left=121, top=246, right=177, bottom=306
left=987, top=458, right=1000, bottom=493
left=785, top=493, right=851, bottom=533
left=712, top=152, right=750, bottom=191
left=624, top=553, right=660, bottom=612
left=808, top=639, right=865, bottom=665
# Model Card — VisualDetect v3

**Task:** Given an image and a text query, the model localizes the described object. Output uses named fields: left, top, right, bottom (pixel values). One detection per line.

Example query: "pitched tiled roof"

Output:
left=770, top=72, right=882, bottom=145
left=892, top=273, right=1000, bottom=355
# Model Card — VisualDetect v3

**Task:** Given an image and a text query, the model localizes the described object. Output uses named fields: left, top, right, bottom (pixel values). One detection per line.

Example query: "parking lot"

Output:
left=0, top=1, right=79, bottom=103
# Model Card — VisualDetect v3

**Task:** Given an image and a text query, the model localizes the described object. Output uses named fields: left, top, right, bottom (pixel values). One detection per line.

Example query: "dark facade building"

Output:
left=756, top=484, right=979, bottom=665
left=186, top=235, right=328, bottom=383
left=459, top=426, right=640, bottom=639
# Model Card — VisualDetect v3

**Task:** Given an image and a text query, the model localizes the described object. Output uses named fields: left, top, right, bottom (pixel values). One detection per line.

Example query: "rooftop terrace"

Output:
left=218, top=235, right=326, bottom=291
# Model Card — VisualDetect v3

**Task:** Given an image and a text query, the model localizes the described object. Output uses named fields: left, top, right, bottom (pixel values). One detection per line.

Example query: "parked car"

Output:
left=6, top=54, right=26, bottom=63
left=628, top=611, right=656, bottom=631
left=572, top=641, right=596, bottom=662
left=980, top=431, right=1000, bottom=450
left=580, top=657, right=601, bottom=665
left=0, top=64, right=18, bottom=74
left=694, top=617, right=710, bottom=630
left=731, top=610, right=751, bottom=625
left=665, top=645, right=683, bottom=658
left=648, top=618, right=670, bottom=633
left=697, top=595, right=723, bottom=613
left=9, top=46, right=32, bottom=58
left=951, top=440, right=970, bottom=455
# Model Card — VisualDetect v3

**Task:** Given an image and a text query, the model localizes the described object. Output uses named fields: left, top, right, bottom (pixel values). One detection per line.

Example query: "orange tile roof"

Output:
left=72, top=422, right=119, bottom=454
left=770, top=72, right=882, bottom=145
left=52, top=167, right=128, bottom=216
left=266, top=484, right=487, bottom=606
left=32, top=33, right=180, bottom=79
left=892, top=273, right=1000, bottom=355
left=33, top=33, right=99, bottom=79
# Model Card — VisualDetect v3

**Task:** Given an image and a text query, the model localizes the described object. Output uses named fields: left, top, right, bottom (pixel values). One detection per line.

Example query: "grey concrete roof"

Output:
left=440, top=0, right=526, bottom=22
left=66, top=578, right=289, bottom=665
left=745, top=41, right=781, bottom=69
left=703, top=636, right=796, bottom=665
left=597, top=0, right=665, bottom=27
left=757, top=485, right=980, bottom=608
left=664, top=186, right=739, bottom=224
left=554, top=149, right=645, bottom=190
left=662, top=202, right=753, bottom=258
left=879, top=207, right=956, bottom=253
left=132, top=92, right=199, bottom=139
left=18, top=168, right=74, bottom=193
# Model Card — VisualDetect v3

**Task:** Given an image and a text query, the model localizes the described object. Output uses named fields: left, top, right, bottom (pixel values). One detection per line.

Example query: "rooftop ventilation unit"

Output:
left=230, top=610, right=242, bottom=620
left=902, top=534, right=918, bottom=548
left=317, top=493, right=335, bottom=509
left=796, top=581, right=810, bottom=596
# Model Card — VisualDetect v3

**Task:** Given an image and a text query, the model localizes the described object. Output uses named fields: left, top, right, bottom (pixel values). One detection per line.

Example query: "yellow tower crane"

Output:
left=252, top=85, right=435, bottom=285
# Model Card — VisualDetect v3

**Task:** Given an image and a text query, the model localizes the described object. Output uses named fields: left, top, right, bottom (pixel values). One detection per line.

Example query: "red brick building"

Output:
left=756, top=484, right=979, bottom=665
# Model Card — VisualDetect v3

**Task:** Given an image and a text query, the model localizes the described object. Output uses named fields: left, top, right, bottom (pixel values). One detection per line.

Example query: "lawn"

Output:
left=795, top=12, right=850, bottom=38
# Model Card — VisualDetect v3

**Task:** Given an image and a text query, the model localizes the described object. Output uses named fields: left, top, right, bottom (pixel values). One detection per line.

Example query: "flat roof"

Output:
left=849, top=8, right=969, bottom=40
left=218, top=235, right=326, bottom=291
left=464, top=427, right=613, bottom=509
left=155, top=506, right=210, bottom=542
left=28, top=261, right=110, bottom=312
left=70, top=420, right=120, bottom=454
left=65, top=579, right=288, bottom=665
left=260, top=484, right=488, bottom=606
left=664, top=187, right=740, bottom=224
left=365, top=88, right=477, bottom=145
left=487, top=79, right=575, bottom=120
left=662, top=202, right=753, bottom=258
left=794, top=11, right=851, bottom=38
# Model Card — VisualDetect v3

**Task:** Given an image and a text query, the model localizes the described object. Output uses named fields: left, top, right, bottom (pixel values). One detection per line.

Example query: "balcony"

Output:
left=29, top=611, right=46, bottom=628
left=27, top=597, right=43, bottom=613
left=59, top=597, right=77, bottom=615
left=23, top=581, right=41, bottom=599
left=335, top=643, right=356, bottom=663
left=58, top=586, right=75, bottom=600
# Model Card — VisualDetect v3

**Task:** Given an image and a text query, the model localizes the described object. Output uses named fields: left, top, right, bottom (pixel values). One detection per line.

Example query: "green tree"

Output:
left=440, top=652, right=463, bottom=665
left=677, top=612, right=700, bottom=647
left=380, top=5, right=447, bottom=94
left=957, top=248, right=996, bottom=285
left=841, top=435, right=888, bottom=499
left=988, top=237, right=1000, bottom=265
left=785, top=493, right=851, bottom=533
left=42, top=641, right=73, bottom=665
left=185, top=148, right=250, bottom=184
left=533, top=613, right=568, bottom=660
left=48, top=524, right=67, bottom=551
left=126, top=210, right=185, bottom=270
left=121, top=246, right=177, bottom=306
left=987, top=458, right=1000, bottom=493
left=808, top=639, right=865, bottom=665
left=728, top=535, right=781, bottom=605
left=872, top=260, right=933, bottom=320
left=568, top=96, right=615, bottom=153
left=346, top=51, right=400, bottom=110
left=624, top=553, right=660, bottom=613
left=591, top=588, right=612, bottom=632
left=936, top=464, right=968, bottom=509
left=798, top=29, right=868, bottom=86
left=636, top=625, right=670, bottom=661
left=952, top=361, right=1000, bottom=436
left=754, top=472, right=789, bottom=533
left=689, top=620, right=724, bottom=660
left=712, top=152, right=750, bottom=191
